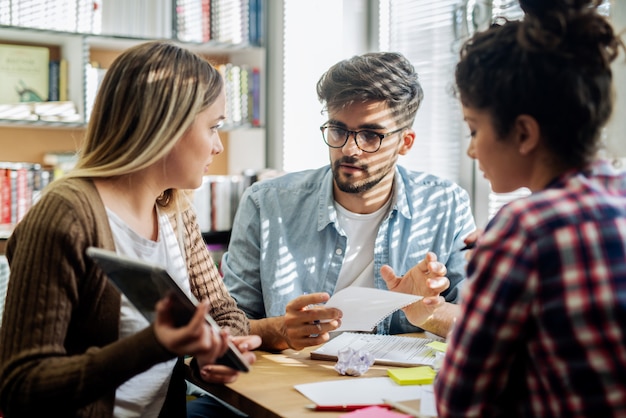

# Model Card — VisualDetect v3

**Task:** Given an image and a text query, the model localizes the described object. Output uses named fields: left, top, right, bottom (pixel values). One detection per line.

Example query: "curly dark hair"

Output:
left=454, top=0, right=624, bottom=168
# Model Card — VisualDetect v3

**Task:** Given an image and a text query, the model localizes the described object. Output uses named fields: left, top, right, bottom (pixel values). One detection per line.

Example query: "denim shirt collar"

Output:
left=316, top=166, right=411, bottom=232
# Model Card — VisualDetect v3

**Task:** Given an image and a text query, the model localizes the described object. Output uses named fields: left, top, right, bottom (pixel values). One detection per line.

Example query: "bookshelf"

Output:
left=0, top=0, right=267, bottom=242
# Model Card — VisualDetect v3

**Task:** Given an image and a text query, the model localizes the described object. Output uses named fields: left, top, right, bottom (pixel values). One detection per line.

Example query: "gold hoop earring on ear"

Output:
left=157, top=189, right=172, bottom=206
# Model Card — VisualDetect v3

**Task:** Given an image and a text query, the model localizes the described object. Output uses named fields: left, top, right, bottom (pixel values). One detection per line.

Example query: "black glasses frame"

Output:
left=319, top=124, right=406, bottom=153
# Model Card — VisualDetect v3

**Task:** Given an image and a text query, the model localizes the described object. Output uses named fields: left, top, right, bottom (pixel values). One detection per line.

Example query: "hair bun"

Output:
left=517, top=0, right=613, bottom=54
left=520, top=0, right=600, bottom=18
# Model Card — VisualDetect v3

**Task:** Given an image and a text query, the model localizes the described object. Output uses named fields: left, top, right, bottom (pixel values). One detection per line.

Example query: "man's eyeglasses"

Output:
left=320, top=124, right=406, bottom=153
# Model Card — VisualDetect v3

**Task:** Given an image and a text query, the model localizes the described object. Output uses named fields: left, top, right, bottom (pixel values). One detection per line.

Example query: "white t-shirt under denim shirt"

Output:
left=106, top=206, right=190, bottom=418
left=333, top=198, right=392, bottom=291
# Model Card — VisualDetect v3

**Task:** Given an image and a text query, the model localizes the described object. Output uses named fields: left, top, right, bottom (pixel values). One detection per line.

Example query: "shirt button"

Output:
left=335, top=248, right=343, bottom=255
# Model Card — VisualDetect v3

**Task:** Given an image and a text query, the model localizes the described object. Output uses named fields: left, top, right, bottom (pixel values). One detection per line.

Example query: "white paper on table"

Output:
left=324, top=287, right=423, bottom=332
left=420, top=385, right=438, bottom=416
left=294, top=377, right=422, bottom=406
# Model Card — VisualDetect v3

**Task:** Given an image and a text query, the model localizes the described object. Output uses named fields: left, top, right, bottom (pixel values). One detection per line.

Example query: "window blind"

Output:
left=379, top=0, right=466, bottom=187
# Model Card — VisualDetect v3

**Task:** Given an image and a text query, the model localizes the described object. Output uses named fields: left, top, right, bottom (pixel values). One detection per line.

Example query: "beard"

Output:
left=332, top=156, right=395, bottom=194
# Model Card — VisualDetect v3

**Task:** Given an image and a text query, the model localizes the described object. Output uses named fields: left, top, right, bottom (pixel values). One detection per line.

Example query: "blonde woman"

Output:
left=0, top=41, right=260, bottom=418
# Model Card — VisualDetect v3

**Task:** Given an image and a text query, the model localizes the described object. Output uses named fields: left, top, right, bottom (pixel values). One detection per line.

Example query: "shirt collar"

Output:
left=316, top=166, right=408, bottom=231
left=545, top=159, right=617, bottom=190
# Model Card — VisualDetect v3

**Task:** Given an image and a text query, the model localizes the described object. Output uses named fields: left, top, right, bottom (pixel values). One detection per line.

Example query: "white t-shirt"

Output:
left=333, top=198, right=391, bottom=291
left=106, top=207, right=190, bottom=418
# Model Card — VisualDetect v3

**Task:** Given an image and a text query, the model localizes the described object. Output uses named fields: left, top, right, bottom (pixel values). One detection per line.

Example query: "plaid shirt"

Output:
left=435, top=160, right=626, bottom=417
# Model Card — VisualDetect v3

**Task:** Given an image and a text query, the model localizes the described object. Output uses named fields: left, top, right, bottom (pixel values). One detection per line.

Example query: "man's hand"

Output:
left=381, top=252, right=449, bottom=297
left=462, top=229, right=482, bottom=260
left=380, top=252, right=450, bottom=328
left=281, top=293, right=342, bottom=350
left=249, top=293, right=343, bottom=351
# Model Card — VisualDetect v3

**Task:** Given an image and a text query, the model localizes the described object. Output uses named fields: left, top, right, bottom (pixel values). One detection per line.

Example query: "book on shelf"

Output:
left=210, top=0, right=222, bottom=43
left=173, top=0, right=262, bottom=45
left=14, top=164, right=34, bottom=224
left=47, top=58, right=69, bottom=105
left=100, top=0, right=170, bottom=38
left=240, top=65, right=250, bottom=124
left=175, top=0, right=206, bottom=42
left=0, top=162, right=51, bottom=228
left=217, top=0, right=247, bottom=45
left=59, top=58, right=68, bottom=102
left=216, top=63, right=261, bottom=127
left=0, top=43, right=49, bottom=104
left=0, top=101, right=79, bottom=122
left=0, top=103, right=37, bottom=121
left=33, top=101, right=80, bottom=122
left=48, top=60, right=60, bottom=102
left=229, top=65, right=242, bottom=125
left=0, top=166, right=11, bottom=226
left=202, top=0, right=210, bottom=42
left=86, top=62, right=107, bottom=120
left=248, top=0, right=263, bottom=46
left=251, top=67, right=261, bottom=126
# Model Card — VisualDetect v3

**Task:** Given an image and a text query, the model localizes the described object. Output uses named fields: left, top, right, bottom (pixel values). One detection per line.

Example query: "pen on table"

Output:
left=381, top=398, right=426, bottom=418
left=459, top=242, right=476, bottom=251
left=305, top=404, right=392, bottom=412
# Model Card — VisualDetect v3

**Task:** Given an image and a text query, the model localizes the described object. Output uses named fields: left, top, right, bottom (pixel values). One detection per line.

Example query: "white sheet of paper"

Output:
left=420, top=385, right=438, bottom=416
left=324, top=287, right=423, bottom=332
left=294, top=377, right=422, bottom=406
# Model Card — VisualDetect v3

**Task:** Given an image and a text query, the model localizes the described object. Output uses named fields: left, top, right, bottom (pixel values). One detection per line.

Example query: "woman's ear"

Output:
left=514, top=114, right=540, bottom=156
left=398, top=128, right=416, bottom=155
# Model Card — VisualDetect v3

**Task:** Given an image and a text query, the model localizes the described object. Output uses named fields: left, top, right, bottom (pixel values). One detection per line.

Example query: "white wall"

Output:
left=266, top=0, right=370, bottom=171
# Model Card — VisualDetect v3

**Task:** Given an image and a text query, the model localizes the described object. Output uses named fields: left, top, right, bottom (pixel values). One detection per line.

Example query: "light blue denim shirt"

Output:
left=221, top=165, right=476, bottom=335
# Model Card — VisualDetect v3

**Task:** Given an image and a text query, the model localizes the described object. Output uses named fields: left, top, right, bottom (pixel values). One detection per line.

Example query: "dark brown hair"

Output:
left=316, top=52, right=424, bottom=128
left=455, top=0, right=624, bottom=168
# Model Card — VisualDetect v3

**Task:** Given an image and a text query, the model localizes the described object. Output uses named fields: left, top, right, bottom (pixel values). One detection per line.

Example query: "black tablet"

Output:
left=86, top=246, right=250, bottom=372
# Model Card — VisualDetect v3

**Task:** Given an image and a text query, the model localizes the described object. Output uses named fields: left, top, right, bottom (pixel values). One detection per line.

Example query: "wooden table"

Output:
left=187, top=335, right=428, bottom=418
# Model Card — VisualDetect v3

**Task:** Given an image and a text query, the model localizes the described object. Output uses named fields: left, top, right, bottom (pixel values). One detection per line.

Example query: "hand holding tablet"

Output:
left=86, top=246, right=251, bottom=372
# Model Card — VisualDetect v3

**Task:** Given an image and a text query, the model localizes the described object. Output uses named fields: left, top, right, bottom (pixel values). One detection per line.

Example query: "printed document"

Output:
left=311, top=332, right=439, bottom=367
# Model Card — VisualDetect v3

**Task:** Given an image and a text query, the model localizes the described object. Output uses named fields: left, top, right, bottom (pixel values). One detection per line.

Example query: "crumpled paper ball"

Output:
left=334, top=346, right=375, bottom=376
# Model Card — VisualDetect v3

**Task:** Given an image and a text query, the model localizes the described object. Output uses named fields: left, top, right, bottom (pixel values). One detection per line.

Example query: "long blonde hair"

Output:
left=66, top=41, right=223, bottom=208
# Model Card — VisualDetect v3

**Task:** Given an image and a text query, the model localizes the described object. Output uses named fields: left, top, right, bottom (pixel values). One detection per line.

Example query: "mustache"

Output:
left=334, top=156, right=367, bottom=171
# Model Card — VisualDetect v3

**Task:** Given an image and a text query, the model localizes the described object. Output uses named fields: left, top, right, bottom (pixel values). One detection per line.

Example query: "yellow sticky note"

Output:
left=426, top=341, right=447, bottom=352
left=387, top=366, right=436, bottom=385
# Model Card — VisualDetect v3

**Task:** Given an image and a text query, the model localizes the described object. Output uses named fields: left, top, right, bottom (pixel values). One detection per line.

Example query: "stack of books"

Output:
left=0, top=162, right=53, bottom=231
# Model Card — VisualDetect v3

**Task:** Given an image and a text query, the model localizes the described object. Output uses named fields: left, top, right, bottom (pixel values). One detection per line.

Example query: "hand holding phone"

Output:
left=86, top=247, right=251, bottom=372
left=196, top=334, right=262, bottom=383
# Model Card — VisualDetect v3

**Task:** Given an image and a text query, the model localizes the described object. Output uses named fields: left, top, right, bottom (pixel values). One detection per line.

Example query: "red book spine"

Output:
left=0, top=167, right=9, bottom=225
left=202, top=0, right=211, bottom=42
left=16, top=165, right=31, bottom=223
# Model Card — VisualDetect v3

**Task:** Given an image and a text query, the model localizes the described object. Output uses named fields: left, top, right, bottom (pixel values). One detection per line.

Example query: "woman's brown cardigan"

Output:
left=0, top=177, right=249, bottom=417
